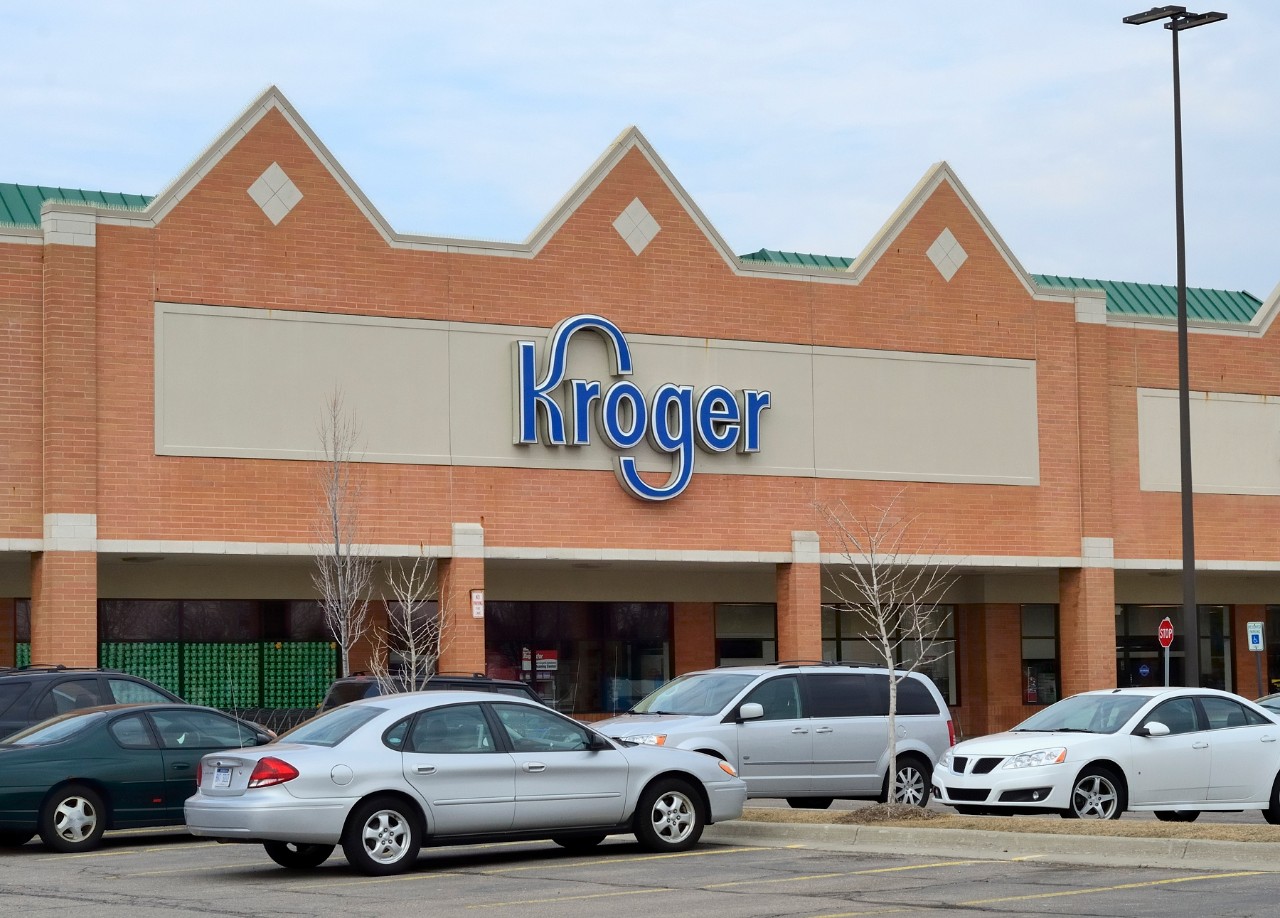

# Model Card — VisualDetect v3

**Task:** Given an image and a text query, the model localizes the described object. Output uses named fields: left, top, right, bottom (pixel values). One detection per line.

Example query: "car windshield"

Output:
left=4, top=711, right=101, bottom=746
left=630, top=672, right=756, bottom=715
left=278, top=704, right=385, bottom=746
left=1012, top=693, right=1148, bottom=734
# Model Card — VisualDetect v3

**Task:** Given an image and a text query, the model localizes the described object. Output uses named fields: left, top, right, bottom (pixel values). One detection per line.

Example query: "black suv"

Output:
left=320, top=672, right=548, bottom=711
left=0, top=665, right=184, bottom=739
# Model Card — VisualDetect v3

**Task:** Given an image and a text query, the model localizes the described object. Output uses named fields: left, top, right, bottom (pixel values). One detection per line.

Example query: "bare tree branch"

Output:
left=818, top=490, right=958, bottom=805
left=312, top=390, right=374, bottom=677
left=368, top=555, right=451, bottom=694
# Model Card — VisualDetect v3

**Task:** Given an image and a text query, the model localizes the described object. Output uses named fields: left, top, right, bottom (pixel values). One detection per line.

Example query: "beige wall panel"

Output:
left=1138, top=388, right=1280, bottom=495
left=813, top=348, right=1039, bottom=485
left=156, top=303, right=1039, bottom=487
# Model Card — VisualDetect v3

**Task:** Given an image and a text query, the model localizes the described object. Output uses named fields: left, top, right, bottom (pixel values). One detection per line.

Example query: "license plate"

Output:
left=213, top=766, right=232, bottom=789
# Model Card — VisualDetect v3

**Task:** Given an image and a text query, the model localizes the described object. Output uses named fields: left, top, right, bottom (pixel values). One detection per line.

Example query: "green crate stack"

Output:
left=182, top=643, right=262, bottom=708
left=98, top=642, right=181, bottom=695
left=16, top=643, right=30, bottom=667
left=262, top=641, right=337, bottom=709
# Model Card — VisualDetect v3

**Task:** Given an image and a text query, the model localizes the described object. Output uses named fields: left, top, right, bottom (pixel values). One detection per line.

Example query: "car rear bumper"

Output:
left=185, top=795, right=350, bottom=845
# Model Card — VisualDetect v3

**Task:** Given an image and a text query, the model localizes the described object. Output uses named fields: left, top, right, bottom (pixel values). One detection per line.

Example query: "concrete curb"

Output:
left=705, top=820, right=1280, bottom=872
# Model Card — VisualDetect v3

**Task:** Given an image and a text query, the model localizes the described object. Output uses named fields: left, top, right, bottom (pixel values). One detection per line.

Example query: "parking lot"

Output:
left=6, top=826, right=1277, bottom=918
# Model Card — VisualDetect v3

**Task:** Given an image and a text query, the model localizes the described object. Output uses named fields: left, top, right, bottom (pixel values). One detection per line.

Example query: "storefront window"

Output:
left=1021, top=604, right=1059, bottom=705
left=484, top=601, right=671, bottom=714
left=714, top=604, right=777, bottom=665
left=1116, top=605, right=1231, bottom=690
left=1268, top=607, right=1280, bottom=695
left=820, top=604, right=956, bottom=704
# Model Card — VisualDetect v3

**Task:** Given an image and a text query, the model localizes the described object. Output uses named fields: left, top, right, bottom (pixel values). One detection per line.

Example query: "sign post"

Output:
left=1247, top=621, right=1265, bottom=698
left=1157, top=616, right=1175, bottom=687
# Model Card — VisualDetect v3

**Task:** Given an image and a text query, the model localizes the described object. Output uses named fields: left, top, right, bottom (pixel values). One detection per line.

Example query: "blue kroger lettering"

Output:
left=513, top=314, right=771, bottom=501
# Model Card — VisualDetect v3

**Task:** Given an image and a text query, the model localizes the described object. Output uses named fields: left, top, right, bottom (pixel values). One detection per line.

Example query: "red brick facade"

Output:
left=2, top=88, right=1277, bottom=728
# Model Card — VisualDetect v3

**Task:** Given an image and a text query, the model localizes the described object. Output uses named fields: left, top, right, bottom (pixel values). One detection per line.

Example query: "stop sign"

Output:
left=1157, top=617, right=1175, bottom=649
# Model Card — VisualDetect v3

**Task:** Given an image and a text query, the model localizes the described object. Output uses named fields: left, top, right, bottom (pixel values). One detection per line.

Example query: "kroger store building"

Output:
left=3, top=87, right=1280, bottom=733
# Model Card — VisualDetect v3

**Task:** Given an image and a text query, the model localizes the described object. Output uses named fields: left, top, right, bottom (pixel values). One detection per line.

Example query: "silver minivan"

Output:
left=595, top=663, right=955, bottom=808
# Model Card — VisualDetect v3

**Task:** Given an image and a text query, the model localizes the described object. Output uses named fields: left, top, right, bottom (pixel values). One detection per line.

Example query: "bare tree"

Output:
left=368, top=555, right=450, bottom=694
left=312, top=390, right=375, bottom=677
left=818, top=491, right=957, bottom=807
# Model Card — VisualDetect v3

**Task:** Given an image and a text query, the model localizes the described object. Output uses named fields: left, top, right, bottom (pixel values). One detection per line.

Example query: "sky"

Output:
left=4, top=1, right=1276, bottom=299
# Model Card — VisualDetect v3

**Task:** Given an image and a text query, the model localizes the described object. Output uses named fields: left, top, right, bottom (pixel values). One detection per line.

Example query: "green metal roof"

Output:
left=740, top=248, right=855, bottom=271
left=739, top=249, right=1263, bottom=325
left=1030, top=274, right=1261, bottom=325
left=0, top=183, right=152, bottom=227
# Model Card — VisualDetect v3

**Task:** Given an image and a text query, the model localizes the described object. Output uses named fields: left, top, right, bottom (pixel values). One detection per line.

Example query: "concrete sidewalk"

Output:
left=704, top=818, right=1280, bottom=872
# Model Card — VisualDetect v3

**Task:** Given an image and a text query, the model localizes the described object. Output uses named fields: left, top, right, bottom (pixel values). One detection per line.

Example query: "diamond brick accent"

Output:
left=926, top=228, right=967, bottom=282
left=247, top=163, right=303, bottom=225
left=612, top=198, right=660, bottom=255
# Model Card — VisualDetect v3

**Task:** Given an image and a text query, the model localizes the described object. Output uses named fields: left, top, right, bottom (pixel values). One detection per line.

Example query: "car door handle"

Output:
left=815, top=727, right=833, bottom=734
left=1263, top=736, right=1277, bottom=743
left=414, top=765, right=436, bottom=775
left=791, top=727, right=809, bottom=734
left=171, top=762, right=191, bottom=771
left=1192, top=741, right=1209, bottom=749
left=522, top=762, right=547, bottom=773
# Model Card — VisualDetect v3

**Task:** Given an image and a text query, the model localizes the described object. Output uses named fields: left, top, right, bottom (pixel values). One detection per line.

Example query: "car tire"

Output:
left=881, top=756, right=933, bottom=807
left=341, top=796, right=422, bottom=876
left=38, top=784, right=107, bottom=853
left=552, top=833, right=607, bottom=852
left=786, top=797, right=834, bottom=810
left=633, top=779, right=703, bottom=852
left=263, top=840, right=335, bottom=869
left=1063, top=766, right=1125, bottom=820
left=0, top=830, right=34, bottom=847
left=1153, top=811, right=1200, bottom=823
left=1265, top=774, right=1280, bottom=825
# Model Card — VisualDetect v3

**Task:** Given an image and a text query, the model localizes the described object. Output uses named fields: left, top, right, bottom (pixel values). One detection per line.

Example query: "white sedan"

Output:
left=185, top=690, right=747, bottom=874
left=933, top=687, right=1280, bottom=821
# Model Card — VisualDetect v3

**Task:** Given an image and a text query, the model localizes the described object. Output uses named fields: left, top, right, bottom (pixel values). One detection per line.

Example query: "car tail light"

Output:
left=248, top=757, right=300, bottom=788
left=196, top=762, right=202, bottom=784
left=947, top=720, right=956, bottom=747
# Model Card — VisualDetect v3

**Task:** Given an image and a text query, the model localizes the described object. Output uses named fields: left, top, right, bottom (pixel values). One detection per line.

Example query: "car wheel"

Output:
left=1265, top=774, right=1280, bottom=825
left=38, top=784, right=107, bottom=852
left=786, top=797, right=834, bottom=810
left=882, top=756, right=933, bottom=807
left=0, top=830, right=34, bottom=847
left=1064, top=766, right=1125, bottom=820
left=1153, top=811, right=1200, bottom=823
left=552, top=834, right=607, bottom=852
left=633, top=779, right=703, bottom=852
left=341, top=796, right=422, bottom=876
left=263, top=840, right=335, bottom=869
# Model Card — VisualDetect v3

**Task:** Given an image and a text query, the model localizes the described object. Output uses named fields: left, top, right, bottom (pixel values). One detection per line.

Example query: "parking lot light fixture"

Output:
left=1123, top=5, right=1226, bottom=686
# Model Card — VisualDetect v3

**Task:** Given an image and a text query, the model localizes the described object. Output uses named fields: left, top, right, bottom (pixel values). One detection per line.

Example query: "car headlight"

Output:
left=625, top=733, right=667, bottom=746
left=941, top=751, right=953, bottom=770
left=1002, top=747, right=1067, bottom=769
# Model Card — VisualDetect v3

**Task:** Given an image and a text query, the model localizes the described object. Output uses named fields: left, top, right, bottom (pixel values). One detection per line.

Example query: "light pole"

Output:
left=1123, top=6, right=1226, bottom=687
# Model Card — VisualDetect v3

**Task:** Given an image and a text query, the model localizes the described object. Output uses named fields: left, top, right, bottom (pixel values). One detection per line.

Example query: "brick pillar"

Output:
left=0, top=598, right=15, bottom=668
left=34, top=220, right=100, bottom=667
left=955, top=603, right=1024, bottom=738
left=776, top=531, right=821, bottom=662
left=437, top=524, right=486, bottom=675
left=1234, top=605, right=1268, bottom=697
left=673, top=602, right=715, bottom=674
left=1059, top=567, right=1117, bottom=696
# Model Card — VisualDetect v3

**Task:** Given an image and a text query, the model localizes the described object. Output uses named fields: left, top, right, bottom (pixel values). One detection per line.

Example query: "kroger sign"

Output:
left=513, top=315, right=772, bottom=501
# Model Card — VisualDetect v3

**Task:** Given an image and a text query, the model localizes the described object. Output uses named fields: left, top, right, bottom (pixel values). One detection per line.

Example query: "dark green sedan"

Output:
left=0, top=703, right=273, bottom=852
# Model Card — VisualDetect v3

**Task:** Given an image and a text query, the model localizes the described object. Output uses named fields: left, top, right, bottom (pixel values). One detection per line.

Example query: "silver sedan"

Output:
left=185, top=690, right=747, bottom=875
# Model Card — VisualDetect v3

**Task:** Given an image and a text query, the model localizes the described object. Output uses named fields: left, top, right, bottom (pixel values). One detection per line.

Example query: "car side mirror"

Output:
left=738, top=702, right=764, bottom=722
left=1139, top=721, right=1170, bottom=737
left=586, top=732, right=614, bottom=751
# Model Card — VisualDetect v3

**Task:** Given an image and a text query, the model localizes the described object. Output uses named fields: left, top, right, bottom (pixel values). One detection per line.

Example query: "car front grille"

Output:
left=950, top=755, right=1005, bottom=775
left=941, top=786, right=990, bottom=802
